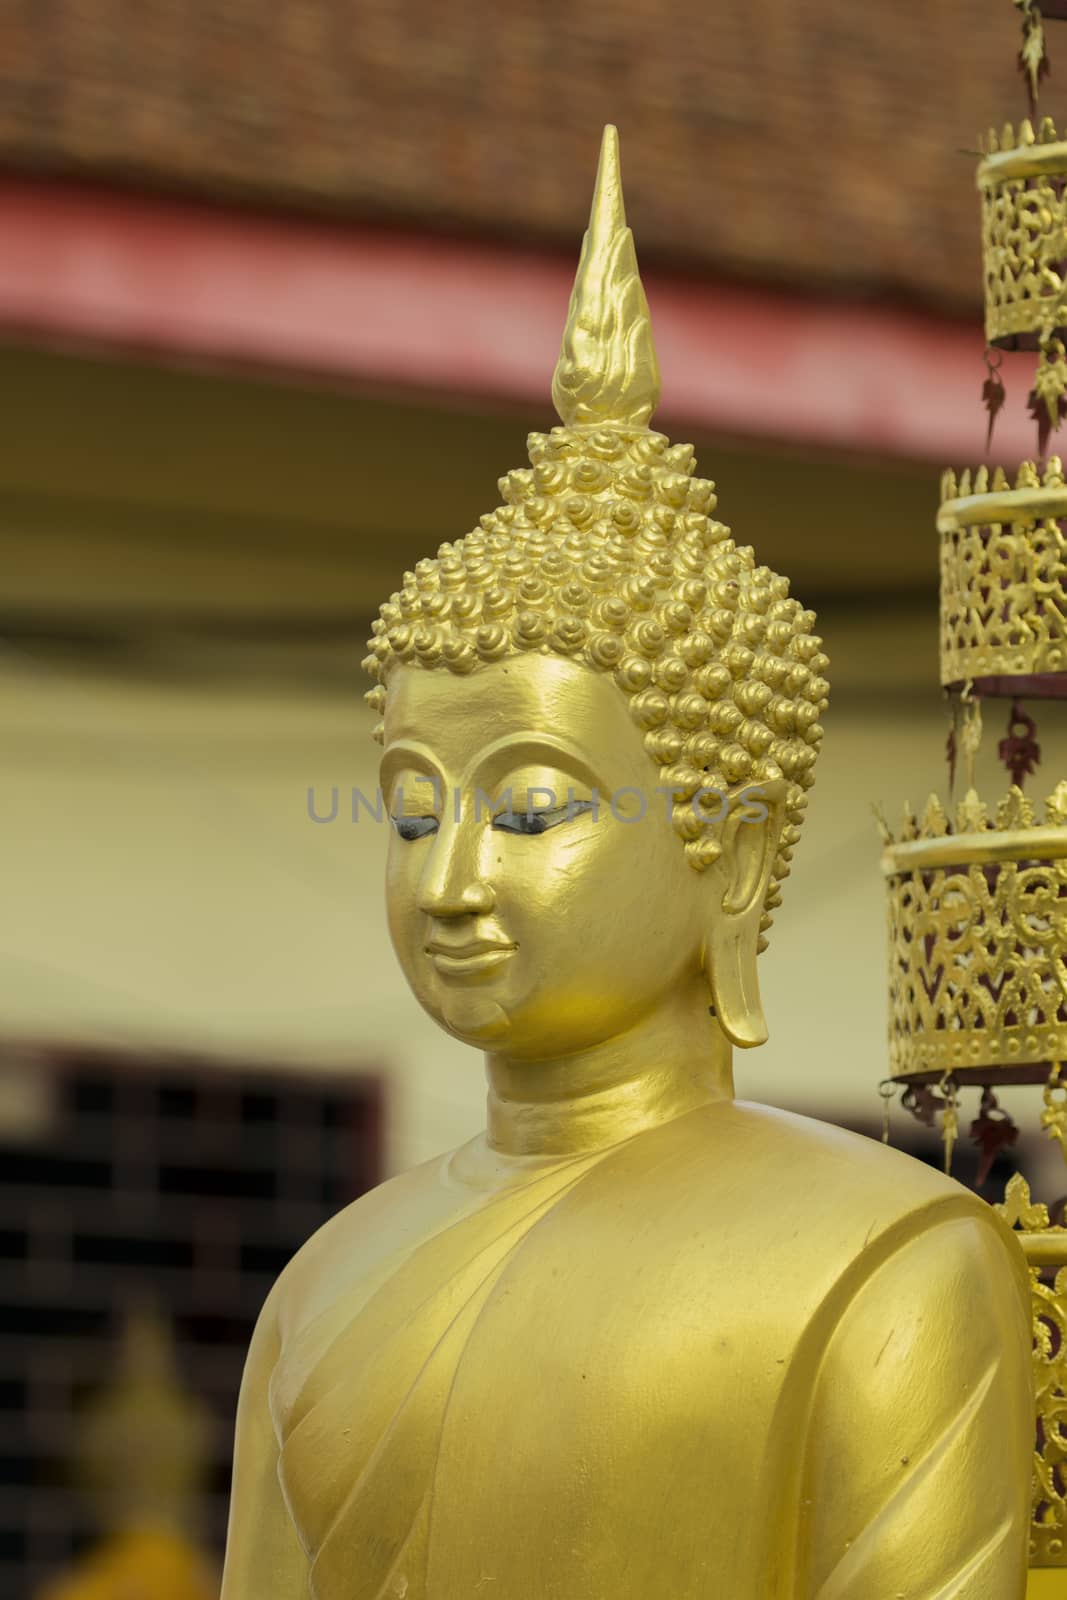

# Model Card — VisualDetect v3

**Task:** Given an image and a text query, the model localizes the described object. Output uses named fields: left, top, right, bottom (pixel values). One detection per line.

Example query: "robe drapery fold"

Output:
left=274, top=1152, right=608, bottom=1599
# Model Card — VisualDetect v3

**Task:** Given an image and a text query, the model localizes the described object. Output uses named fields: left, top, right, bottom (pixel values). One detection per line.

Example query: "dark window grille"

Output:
left=0, top=1046, right=382, bottom=1598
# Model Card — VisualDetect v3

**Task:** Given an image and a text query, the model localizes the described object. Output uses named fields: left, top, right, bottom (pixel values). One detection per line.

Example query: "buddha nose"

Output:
left=415, top=817, right=496, bottom=919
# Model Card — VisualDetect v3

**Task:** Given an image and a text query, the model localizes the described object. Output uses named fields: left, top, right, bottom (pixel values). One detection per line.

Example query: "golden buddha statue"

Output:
left=39, top=1304, right=218, bottom=1600
left=221, top=127, right=1035, bottom=1598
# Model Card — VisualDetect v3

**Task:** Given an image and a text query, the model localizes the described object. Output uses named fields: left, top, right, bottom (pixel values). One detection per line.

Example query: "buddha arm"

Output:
left=221, top=1285, right=308, bottom=1599
left=798, top=1210, right=1033, bottom=1599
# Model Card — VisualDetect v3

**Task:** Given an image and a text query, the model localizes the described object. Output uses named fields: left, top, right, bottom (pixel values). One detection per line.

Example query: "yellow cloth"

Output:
left=37, top=1528, right=217, bottom=1600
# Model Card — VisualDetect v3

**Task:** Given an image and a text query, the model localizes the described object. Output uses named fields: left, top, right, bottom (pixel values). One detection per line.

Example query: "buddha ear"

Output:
left=701, top=776, right=788, bottom=1049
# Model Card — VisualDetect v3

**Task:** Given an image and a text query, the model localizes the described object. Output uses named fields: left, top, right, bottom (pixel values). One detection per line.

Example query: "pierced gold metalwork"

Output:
left=939, top=458, right=1067, bottom=690
left=878, top=12, right=1067, bottom=1584
left=980, top=118, right=1067, bottom=350
left=882, top=784, right=1067, bottom=1084
left=997, top=1174, right=1067, bottom=1565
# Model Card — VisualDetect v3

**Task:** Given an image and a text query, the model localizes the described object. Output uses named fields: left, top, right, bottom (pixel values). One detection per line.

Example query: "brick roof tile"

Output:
left=0, top=0, right=1034, bottom=309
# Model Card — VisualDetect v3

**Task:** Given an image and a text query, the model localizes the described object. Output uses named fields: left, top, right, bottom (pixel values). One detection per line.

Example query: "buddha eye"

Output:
left=492, top=802, right=595, bottom=836
left=390, top=815, right=439, bottom=842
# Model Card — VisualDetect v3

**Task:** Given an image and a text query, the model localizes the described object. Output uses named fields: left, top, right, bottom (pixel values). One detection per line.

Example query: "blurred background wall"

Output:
left=0, top=1, right=1058, bottom=1592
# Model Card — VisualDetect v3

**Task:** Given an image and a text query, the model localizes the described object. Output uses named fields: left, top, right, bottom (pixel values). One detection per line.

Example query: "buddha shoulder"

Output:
left=269, top=1149, right=478, bottom=1342
left=573, top=1100, right=1028, bottom=1304
left=695, top=1097, right=970, bottom=1210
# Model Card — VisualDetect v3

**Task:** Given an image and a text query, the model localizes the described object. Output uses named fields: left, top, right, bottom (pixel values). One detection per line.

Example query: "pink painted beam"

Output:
left=0, top=176, right=1033, bottom=465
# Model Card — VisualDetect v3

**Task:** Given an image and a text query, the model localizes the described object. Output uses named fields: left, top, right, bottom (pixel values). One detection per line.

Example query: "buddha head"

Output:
left=363, top=127, right=827, bottom=1064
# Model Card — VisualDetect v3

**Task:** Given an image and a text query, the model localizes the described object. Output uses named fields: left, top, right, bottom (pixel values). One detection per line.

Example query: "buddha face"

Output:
left=381, top=653, right=760, bottom=1057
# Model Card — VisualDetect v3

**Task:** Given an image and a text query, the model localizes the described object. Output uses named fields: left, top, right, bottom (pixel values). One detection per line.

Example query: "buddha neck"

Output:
left=485, top=982, right=734, bottom=1158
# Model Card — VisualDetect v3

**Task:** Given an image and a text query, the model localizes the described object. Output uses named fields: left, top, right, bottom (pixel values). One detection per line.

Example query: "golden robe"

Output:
left=222, top=1101, right=1034, bottom=1598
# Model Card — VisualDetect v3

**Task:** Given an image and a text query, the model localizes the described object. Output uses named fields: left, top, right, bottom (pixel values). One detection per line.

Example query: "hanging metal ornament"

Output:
left=1016, top=0, right=1051, bottom=110
left=960, top=688, right=984, bottom=791
left=940, top=1072, right=960, bottom=1175
left=998, top=699, right=1042, bottom=785
left=946, top=697, right=960, bottom=795
left=1028, top=337, right=1067, bottom=456
left=969, top=1087, right=1020, bottom=1186
left=982, top=348, right=1007, bottom=450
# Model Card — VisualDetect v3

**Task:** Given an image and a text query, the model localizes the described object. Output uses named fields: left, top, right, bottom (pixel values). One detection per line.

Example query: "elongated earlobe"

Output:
left=704, top=913, right=768, bottom=1048
left=701, top=778, right=787, bottom=1047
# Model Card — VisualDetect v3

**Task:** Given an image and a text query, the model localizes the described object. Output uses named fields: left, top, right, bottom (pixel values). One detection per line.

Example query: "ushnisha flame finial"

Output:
left=551, top=125, right=661, bottom=430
